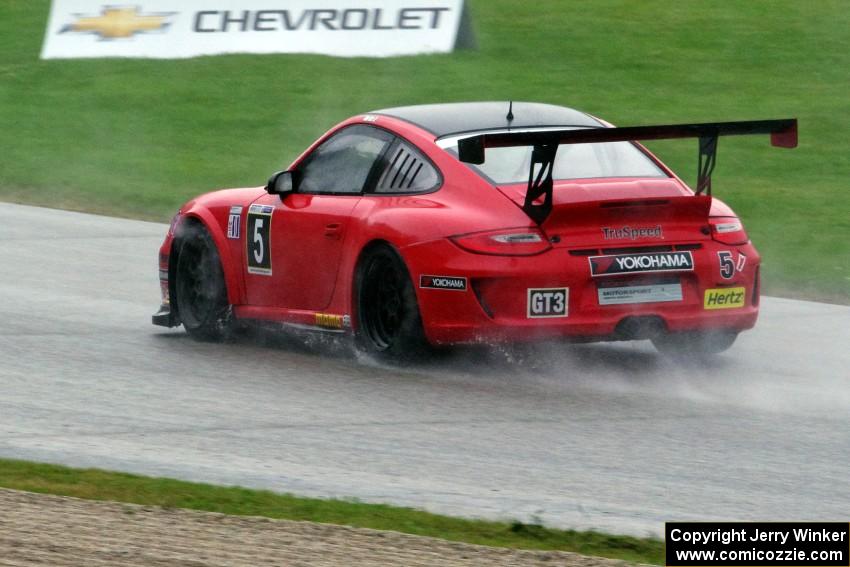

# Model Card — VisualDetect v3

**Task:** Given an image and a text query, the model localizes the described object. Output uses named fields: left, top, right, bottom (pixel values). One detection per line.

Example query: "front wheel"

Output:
left=355, top=245, right=427, bottom=359
left=174, top=223, right=233, bottom=341
left=651, top=329, right=739, bottom=357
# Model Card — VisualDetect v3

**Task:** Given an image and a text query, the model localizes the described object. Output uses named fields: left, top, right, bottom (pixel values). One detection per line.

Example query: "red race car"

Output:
left=152, top=102, right=796, bottom=356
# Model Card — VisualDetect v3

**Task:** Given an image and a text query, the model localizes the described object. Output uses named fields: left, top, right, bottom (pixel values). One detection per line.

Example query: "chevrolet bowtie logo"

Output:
left=62, top=6, right=173, bottom=39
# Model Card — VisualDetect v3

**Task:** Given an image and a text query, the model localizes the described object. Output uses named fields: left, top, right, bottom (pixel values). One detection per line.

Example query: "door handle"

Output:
left=324, top=223, right=342, bottom=239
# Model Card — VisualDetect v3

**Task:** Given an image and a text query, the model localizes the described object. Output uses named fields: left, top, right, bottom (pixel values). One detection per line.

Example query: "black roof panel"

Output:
left=372, top=101, right=603, bottom=137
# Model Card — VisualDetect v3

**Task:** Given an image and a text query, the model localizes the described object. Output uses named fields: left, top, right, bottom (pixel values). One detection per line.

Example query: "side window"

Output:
left=298, top=125, right=393, bottom=194
left=374, top=140, right=440, bottom=194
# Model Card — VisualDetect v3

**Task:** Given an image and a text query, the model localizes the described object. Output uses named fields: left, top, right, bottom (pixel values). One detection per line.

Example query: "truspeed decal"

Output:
left=419, top=275, right=467, bottom=291
left=601, top=225, right=663, bottom=240
left=41, top=0, right=467, bottom=59
left=704, top=287, right=746, bottom=310
left=589, top=251, right=694, bottom=277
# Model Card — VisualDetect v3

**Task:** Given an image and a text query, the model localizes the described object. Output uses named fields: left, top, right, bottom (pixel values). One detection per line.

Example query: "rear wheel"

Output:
left=355, top=245, right=427, bottom=358
left=651, top=329, right=738, bottom=357
left=174, top=223, right=232, bottom=341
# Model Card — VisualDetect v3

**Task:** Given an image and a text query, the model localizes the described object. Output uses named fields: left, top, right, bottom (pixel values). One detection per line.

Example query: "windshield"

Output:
left=438, top=128, right=668, bottom=184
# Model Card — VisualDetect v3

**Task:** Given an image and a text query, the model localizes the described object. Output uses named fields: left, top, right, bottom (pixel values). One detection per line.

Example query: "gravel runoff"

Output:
left=0, top=489, right=635, bottom=567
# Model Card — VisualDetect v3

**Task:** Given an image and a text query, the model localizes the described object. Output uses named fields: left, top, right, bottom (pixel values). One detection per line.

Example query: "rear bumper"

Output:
left=402, top=238, right=760, bottom=345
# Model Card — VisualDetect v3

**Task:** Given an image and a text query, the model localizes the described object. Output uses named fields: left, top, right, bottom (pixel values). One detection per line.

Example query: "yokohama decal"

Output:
left=589, top=251, right=694, bottom=277
left=419, top=275, right=467, bottom=291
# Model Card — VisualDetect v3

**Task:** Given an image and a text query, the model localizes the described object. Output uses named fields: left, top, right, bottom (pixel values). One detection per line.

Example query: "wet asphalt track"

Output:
left=1, top=202, right=848, bottom=536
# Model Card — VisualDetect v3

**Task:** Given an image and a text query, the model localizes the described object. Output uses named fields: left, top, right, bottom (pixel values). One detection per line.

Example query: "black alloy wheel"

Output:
left=356, top=246, right=426, bottom=357
left=175, top=223, right=232, bottom=341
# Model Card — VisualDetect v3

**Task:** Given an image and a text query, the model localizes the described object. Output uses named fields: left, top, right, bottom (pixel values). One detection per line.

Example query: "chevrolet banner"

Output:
left=41, top=0, right=469, bottom=59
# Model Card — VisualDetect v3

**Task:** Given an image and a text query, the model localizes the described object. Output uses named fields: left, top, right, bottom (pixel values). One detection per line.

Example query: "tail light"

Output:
left=709, top=216, right=749, bottom=245
left=451, top=228, right=552, bottom=256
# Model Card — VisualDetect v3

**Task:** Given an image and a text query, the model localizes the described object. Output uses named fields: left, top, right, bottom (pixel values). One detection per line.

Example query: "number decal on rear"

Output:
left=718, top=251, right=735, bottom=280
left=246, top=204, right=273, bottom=275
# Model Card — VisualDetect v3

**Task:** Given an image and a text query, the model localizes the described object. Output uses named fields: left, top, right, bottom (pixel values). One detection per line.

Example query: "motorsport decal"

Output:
left=704, top=287, right=746, bottom=310
left=527, top=288, right=568, bottom=318
left=419, top=275, right=467, bottom=291
left=314, top=313, right=349, bottom=329
left=227, top=206, right=242, bottom=239
left=601, top=225, right=663, bottom=240
left=589, top=251, right=694, bottom=277
left=597, top=283, right=683, bottom=305
left=41, top=0, right=468, bottom=60
left=246, top=204, right=273, bottom=275
left=718, top=250, right=747, bottom=279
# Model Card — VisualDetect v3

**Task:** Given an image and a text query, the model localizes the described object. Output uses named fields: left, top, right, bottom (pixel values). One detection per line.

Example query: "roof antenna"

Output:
left=506, top=100, right=514, bottom=124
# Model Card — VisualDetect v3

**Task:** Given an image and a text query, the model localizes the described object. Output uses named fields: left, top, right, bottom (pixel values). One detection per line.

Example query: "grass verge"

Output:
left=0, top=457, right=662, bottom=564
left=2, top=1, right=847, bottom=303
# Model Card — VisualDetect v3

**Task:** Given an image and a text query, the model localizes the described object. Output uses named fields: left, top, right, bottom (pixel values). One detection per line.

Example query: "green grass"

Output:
left=1, top=1, right=848, bottom=302
left=0, top=458, right=663, bottom=564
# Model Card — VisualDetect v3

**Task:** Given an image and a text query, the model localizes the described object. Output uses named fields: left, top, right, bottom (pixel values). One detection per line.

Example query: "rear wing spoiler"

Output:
left=457, top=118, right=798, bottom=224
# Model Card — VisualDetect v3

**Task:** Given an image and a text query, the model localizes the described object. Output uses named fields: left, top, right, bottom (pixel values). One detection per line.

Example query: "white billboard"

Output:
left=41, top=1, right=467, bottom=59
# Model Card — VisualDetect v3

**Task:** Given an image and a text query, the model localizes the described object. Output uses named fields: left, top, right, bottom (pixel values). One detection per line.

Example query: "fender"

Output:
left=179, top=206, right=245, bottom=306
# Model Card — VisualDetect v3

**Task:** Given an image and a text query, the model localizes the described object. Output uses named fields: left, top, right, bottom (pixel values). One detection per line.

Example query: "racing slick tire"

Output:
left=174, top=222, right=233, bottom=342
left=354, top=245, right=427, bottom=359
left=651, top=329, right=739, bottom=357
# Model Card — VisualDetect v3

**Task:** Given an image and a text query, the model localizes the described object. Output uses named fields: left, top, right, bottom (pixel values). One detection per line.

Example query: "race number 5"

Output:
left=246, top=206, right=273, bottom=275
left=718, top=251, right=735, bottom=279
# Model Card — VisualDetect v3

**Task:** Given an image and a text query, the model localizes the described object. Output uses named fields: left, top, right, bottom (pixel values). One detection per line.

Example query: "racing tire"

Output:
left=174, top=223, right=233, bottom=342
left=355, top=245, right=428, bottom=359
left=651, top=329, right=739, bottom=357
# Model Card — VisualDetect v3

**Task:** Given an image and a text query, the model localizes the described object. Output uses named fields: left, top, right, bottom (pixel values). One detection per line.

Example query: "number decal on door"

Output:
left=246, top=204, right=273, bottom=275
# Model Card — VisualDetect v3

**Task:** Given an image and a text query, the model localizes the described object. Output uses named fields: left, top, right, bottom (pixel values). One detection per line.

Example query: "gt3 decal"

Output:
left=704, top=287, right=746, bottom=310
left=527, top=288, right=569, bottom=318
left=589, top=251, right=694, bottom=277
left=246, top=204, right=273, bottom=275
left=419, top=275, right=467, bottom=291
left=227, top=206, right=242, bottom=239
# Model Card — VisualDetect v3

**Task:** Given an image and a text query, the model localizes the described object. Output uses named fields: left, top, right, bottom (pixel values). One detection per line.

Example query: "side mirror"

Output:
left=266, top=170, right=295, bottom=196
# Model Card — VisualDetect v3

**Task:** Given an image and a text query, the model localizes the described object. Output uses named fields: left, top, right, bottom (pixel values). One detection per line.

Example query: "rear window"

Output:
left=439, top=129, right=667, bottom=184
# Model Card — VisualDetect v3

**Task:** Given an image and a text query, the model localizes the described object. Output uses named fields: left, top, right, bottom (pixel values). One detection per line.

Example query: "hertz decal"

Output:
left=704, top=287, right=746, bottom=310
